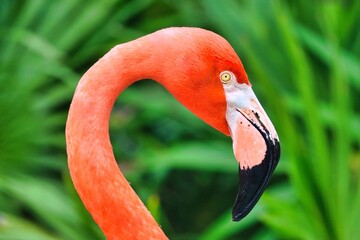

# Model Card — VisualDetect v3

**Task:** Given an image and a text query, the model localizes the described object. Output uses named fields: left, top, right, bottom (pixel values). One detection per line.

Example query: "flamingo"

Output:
left=66, top=27, right=280, bottom=240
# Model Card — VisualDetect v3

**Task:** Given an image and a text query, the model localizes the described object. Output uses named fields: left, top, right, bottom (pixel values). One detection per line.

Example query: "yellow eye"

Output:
left=220, top=71, right=232, bottom=83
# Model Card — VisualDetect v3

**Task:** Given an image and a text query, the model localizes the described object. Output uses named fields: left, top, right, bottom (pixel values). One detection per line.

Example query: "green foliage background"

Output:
left=1, top=0, right=359, bottom=239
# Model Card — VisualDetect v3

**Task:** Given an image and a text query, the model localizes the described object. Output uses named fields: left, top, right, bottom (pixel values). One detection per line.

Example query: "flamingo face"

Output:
left=219, top=71, right=280, bottom=221
left=154, top=28, right=281, bottom=221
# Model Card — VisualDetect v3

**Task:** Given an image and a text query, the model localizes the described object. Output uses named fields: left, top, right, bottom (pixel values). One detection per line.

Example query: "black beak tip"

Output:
left=232, top=137, right=280, bottom=221
left=232, top=211, right=245, bottom=222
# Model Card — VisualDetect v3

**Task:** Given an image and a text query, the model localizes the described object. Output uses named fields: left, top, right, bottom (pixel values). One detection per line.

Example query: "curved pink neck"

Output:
left=66, top=38, right=168, bottom=239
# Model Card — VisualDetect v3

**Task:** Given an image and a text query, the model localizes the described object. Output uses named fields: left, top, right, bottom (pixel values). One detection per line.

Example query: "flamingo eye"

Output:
left=220, top=71, right=232, bottom=83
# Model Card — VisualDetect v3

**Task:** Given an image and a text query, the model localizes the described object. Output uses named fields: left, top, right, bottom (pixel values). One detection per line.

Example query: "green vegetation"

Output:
left=1, top=0, right=359, bottom=239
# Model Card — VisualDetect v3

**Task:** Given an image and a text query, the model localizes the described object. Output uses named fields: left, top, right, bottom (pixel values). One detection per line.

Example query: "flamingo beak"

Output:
left=221, top=78, right=280, bottom=221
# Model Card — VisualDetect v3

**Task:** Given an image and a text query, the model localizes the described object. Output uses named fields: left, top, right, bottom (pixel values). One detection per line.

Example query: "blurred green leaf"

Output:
left=0, top=214, right=61, bottom=240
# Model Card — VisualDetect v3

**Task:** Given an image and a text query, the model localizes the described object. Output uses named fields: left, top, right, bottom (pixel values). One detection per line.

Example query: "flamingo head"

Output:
left=152, top=28, right=281, bottom=221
